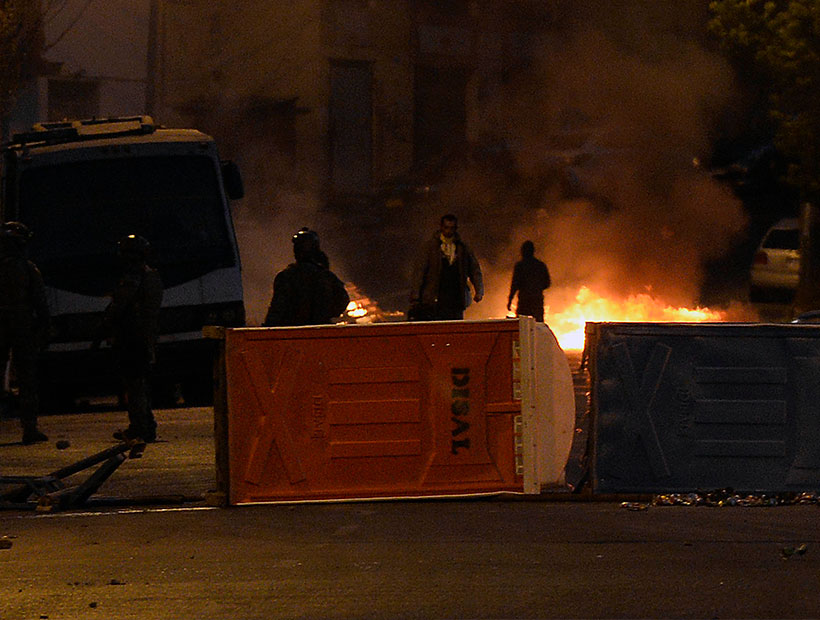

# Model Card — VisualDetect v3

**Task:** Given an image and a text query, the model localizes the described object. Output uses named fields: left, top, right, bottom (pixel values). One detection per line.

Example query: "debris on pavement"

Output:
left=780, top=543, right=808, bottom=559
left=620, top=502, right=650, bottom=511
left=619, top=490, right=820, bottom=510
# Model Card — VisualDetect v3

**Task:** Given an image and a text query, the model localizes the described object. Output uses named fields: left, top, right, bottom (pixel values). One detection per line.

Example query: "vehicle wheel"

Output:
left=182, top=378, right=214, bottom=407
left=151, top=380, right=183, bottom=409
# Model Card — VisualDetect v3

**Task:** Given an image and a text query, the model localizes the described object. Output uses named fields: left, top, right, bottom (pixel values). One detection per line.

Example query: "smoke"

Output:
left=227, top=131, right=335, bottom=326
left=185, top=2, right=751, bottom=324
left=458, top=14, right=749, bottom=319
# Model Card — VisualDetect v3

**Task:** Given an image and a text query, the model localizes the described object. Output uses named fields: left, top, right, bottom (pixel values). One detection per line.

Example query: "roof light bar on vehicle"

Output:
left=6, top=116, right=156, bottom=148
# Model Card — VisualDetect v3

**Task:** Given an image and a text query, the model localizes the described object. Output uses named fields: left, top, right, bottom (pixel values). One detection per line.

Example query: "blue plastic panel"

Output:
left=589, top=322, right=820, bottom=493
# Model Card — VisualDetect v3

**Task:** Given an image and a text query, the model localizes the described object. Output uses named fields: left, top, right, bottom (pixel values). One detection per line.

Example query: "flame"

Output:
left=342, top=283, right=404, bottom=324
left=346, top=300, right=368, bottom=318
left=341, top=282, right=745, bottom=353
left=544, top=286, right=727, bottom=350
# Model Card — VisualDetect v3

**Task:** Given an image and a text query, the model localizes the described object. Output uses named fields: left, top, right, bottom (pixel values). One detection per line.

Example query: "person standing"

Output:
left=106, top=235, right=163, bottom=443
left=263, top=228, right=349, bottom=327
left=410, top=214, right=483, bottom=321
left=507, top=240, right=551, bottom=322
left=0, top=222, right=50, bottom=444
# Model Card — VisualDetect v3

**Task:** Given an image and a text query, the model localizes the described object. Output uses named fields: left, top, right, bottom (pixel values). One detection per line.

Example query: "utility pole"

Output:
left=145, top=0, right=159, bottom=117
left=795, top=202, right=820, bottom=317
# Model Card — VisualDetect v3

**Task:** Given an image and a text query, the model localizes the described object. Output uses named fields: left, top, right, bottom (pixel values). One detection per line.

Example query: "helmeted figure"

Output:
left=410, top=214, right=484, bottom=321
left=507, top=240, right=551, bottom=323
left=263, top=228, right=349, bottom=327
left=0, top=221, right=50, bottom=444
left=105, top=235, right=163, bottom=443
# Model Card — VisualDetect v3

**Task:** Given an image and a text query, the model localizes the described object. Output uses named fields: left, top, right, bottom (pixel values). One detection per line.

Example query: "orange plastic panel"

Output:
left=223, top=320, right=531, bottom=504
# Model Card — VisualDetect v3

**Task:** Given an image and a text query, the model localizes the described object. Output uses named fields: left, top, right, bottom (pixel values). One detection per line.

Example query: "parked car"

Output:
left=750, top=218, right=800, bottom=303
left=792, top=310, right=820, bottom=323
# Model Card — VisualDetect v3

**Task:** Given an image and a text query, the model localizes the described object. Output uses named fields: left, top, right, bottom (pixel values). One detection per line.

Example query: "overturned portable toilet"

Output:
left=586, top=321, right=820, bottom=494
left=208, top=318, right=575, bottom=505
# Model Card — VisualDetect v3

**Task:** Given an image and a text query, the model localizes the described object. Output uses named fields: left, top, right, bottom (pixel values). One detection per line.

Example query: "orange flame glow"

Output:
left=342, top=283, right=404, bottom=324
left=343, top=282, right=750, bottom=353
left=543, top=286, right=727, bottom=350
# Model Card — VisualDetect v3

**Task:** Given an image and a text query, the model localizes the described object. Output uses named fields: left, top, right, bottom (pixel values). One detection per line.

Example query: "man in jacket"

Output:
left=263, top=228, right=349, bottom=326
left=507, top=240, right=551, bottom=322
left=410, top=214, right=483, bottom=321
left=0, top=221, right=50, bottom=444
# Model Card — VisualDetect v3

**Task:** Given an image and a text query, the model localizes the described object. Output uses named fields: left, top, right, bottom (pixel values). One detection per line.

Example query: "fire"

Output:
left=346, top=300, right=368, bottom=318
left=544, top=286, right=727, bottom=350
left=342, top=283, right=403, bottom=324
left=340, top=283, right=735, bottom=351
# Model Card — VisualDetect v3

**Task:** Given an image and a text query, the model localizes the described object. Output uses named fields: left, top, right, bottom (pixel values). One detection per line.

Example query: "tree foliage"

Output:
left=709, top=0, right=820, bottom=201
left=0, top=0, right=42, bottom=131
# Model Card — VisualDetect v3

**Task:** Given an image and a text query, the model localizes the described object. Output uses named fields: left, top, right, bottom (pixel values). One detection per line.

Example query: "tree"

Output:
left=710, top=1, right=820, bottom=313
left=709, top=0, right=820, bottom=202
left=0, top=0, right=42, bottom=137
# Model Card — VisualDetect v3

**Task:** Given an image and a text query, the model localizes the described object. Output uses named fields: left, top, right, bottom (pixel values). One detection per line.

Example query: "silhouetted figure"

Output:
left=0, top=222, right=50, bottom=444
left=263, top=228, right=349, bottom=326
left=410, top=214, right=483, bottom=321
left=104, top=235, right=163, bottom=443
left=507, top=240, right=551, bottom=322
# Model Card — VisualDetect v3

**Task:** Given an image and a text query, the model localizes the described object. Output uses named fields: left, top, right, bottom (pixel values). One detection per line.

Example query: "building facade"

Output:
left=153, top=0, right=551, bottom=207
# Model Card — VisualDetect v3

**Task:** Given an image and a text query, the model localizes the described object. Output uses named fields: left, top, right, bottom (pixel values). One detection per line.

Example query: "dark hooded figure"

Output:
left=507, top=240, right=551, bottom=323
left=0, top=221, right=50, bottom=444
left=263, top=228, right=349, bottom=327
left=105, top=235, right=163, bottom=443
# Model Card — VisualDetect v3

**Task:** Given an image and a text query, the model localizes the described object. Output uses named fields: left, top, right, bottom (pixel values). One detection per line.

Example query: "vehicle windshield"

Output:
left=19, top=155, right=236, bottom=296
left=763, top=229, right=799, bottom=251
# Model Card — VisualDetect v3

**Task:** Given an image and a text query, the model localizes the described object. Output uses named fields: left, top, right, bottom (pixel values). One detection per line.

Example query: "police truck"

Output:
left=1, top=116, right=246, bottom=407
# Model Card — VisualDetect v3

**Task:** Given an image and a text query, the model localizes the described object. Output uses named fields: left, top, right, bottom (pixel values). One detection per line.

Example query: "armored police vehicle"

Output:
left=1, top=116, right=245, bottom=407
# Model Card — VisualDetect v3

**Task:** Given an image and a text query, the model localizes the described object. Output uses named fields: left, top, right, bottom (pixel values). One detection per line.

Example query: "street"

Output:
left=2, top=407, right=820, bottom=619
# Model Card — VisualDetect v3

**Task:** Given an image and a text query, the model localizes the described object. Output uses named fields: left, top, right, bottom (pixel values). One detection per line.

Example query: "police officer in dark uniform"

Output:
left=105, top=235, right=163, bottom=443
left=0, top=221, right=50, bottom=444
left=263, top=228, right=349, bottom=327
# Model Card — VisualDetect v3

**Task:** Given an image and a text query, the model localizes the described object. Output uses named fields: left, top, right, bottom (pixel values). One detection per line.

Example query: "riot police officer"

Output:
left=263, top=228, right=349, bottom=326
left=105, top=235, right=163, bottom=443
left=0, top=221, right=50, bottom=444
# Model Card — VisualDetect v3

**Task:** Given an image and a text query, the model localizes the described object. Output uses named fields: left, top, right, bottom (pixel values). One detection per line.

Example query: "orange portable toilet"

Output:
left=210, top=317, right=574, bottom=504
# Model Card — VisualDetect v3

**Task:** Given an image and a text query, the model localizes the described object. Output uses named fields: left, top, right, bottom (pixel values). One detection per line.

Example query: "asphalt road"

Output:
left=2, top=407, right=820, bottom=619
left=2, top=496, right=820, bottom=619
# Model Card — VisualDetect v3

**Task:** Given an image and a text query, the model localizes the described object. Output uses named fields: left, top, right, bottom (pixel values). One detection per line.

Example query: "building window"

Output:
left=329, top=60, right=373, bottom=197
left=413, top=64, right=469, bottom=172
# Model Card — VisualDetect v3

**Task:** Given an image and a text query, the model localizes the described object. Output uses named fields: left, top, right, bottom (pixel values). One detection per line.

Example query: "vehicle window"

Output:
left=19, top=155, right=236, bottom=295
left=763, top=229, right=799, bottom=251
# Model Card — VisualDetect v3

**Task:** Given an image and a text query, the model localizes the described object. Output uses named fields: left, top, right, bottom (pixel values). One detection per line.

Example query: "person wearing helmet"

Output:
left=104, top=234, right=163, bottom=443
left=262, top=228, right=349, bottom=326
left=0, top=221, right=50, bottom=444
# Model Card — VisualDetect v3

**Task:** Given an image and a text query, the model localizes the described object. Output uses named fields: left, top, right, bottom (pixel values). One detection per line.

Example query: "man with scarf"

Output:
left=410, top=214, right=483, bottom=321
